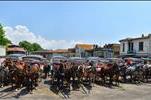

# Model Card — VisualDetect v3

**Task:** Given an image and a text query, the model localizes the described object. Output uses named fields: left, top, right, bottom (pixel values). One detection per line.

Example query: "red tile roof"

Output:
left=52, top=49, right=69, bottom=53
left=7, top=47, right=26, bottom=52
left=33, top=50, right=53, bottom=53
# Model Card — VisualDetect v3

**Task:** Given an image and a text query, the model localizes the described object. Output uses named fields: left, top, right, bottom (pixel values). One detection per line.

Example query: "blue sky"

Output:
left=0, top=1, right=151, bottom=49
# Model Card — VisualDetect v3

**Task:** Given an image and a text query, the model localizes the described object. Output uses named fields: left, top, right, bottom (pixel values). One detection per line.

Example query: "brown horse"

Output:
left=3, top=58, right=14, bottom=70
left=77, top=62, right=96, bottom=87
left=95, top=62, right=120, bottom=86
left=1, top=59, right=26, bottom=91
left=26, top=62, right=40, bottom=93
left=11, top=60, right=27, bottom=91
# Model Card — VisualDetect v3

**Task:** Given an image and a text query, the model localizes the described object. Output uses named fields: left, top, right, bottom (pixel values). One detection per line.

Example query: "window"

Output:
left=128, top=42, right=133, bottom=52
left=139, top=42, right=144, bottom=51
left=122, top=43, right=125, bottom=52
left=131, top=42, right=133, bottom=51
left=128, top=42, right=131, bottom=51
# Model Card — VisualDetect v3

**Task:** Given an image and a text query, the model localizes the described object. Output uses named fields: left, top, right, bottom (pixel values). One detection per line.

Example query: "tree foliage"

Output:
left=0, top=24, right=11, bottom=46
left=32, top=43, right=43, bottom=51
left=19, top=41, right=32, bottom=52
left=19, top=40, right=43, bottom=52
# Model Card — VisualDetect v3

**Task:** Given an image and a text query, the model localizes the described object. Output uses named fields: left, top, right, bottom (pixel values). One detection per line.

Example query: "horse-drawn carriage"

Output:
left=2, top=54, right=151, bottom=97
left=0, top=54, right=48, bottom=93
left=116, top=57, right=144, bottom=83
left=141, top=58, right=151, bottom=82
left=22, top=55, right=49, bottom=70
left=69, top=57, right=86, bottom=65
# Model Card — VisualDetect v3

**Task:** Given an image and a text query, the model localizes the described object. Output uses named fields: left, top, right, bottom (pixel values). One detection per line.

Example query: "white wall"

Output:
left=133, top=39, right=150, bottom=54
left=0, top=46, right=6, bottom=56
left=120, top=41, right=128, bottom=55
left=120, top=37, right=151, bottom=56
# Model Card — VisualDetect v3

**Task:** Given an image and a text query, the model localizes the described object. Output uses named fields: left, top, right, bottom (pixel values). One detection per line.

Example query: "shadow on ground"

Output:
left=0, top=86, right=30, bottom=99
left=50, top=82, right=70, bottom=98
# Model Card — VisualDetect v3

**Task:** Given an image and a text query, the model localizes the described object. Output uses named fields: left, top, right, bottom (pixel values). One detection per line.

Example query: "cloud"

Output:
left=4, top=25, right=88, bottom=49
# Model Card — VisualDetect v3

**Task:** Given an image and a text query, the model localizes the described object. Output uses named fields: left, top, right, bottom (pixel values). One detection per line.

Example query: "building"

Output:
left=85, top=49, right=94, bottom=57
left=119, top=34, right=151, bottom=58
left=0, top=45, right=6, bottom=56
left=93, top=47, right=113, bottom=58
left=32, top=49, right=68, bottom=59
left=6, top=44, right=26, bottom=55
left=33, top=43, right=115, bottom=59
left=68, top=48, right=76, bottom=57
left=52, top=49, right=76, bottom=57
left=104, top=43, right=120, bottom=57
left=32, top=50, right=53, bottom=59
left=52, top=49, right=69, bottom=57
left=75, top=44, right=95, bottom=57
left=33, top=44, right=96, bottom=58
left=32, top=48, right=76, bottom=59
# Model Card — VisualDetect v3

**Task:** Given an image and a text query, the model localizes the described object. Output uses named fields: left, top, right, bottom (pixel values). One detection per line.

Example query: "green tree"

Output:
left=19, top=41, right=43, bottom=52
left=19, top=40, right=33, bottom=52
left=0, top=24, right=11, bottom=46
left=32, top=43, right=43, bottom=51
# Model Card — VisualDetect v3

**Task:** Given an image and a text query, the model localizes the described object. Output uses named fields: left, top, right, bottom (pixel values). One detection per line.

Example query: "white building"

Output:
left=119, top=34, right=151, bottom=58
left=0, top=45, right=6, bottom=56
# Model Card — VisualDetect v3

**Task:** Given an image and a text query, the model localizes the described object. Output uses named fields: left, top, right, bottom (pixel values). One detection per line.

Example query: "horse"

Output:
left=51, top=62, right=61, bottom=85
left=62, top=61, right=73, bottom=92
left=50, top=62, right=65, bottom=92
left=95, top=62, right=107, bottom=84
left=0, top=63, right=9, bottom=87
left=26, top=62, right=41, bottom=93
left=2, top=58, right=18, bottom=89
left=69, top=62, right=82, bottom=90
left=9, top=60, right=27, bottom=91
left=43, top=63, right=51, bottom=79
left=95, top=61, right=120, bottom=86
left=51, top=61, right=78, bottom=93
left=3, top=58, right=14, bottom=71
left=80, top=62, right=96, bottom=87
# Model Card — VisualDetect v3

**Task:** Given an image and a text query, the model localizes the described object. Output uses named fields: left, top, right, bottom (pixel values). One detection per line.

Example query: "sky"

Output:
left=0, top=1, right=151, bottom=49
